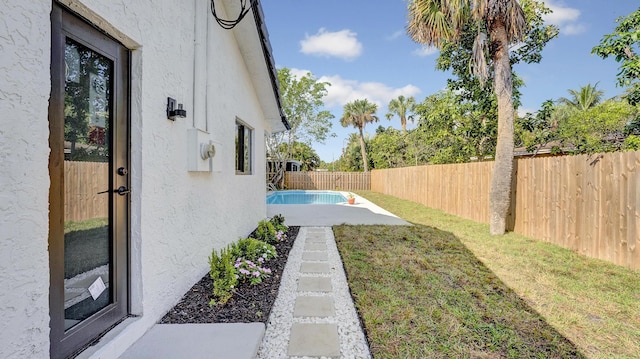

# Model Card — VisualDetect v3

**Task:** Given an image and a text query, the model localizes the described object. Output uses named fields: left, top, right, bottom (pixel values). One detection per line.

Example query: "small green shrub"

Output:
left=254, top=216, right=289, bottom=244
left=271, top=214, right=288, bottom=234
left=254, top=219, right=277, bottom=244
left=208, top=215, right=288, bottom=305
left=229, top=237, right=277, bottom=262
left=271, top=213, right=286, bottom=227
left=208, top=244, right=238, bottom=305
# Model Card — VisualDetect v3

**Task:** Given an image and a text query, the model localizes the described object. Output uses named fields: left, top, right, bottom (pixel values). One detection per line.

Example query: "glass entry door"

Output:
left=49, top=4, right=129, bottom=358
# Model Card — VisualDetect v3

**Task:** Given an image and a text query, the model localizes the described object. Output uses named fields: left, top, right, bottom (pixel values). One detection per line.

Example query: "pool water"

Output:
left=266, top=190, right=348, bottom=205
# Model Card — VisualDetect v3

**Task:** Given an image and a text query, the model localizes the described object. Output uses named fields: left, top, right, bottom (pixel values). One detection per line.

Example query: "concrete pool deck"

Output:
left=267, top=192, right=411, bottom=226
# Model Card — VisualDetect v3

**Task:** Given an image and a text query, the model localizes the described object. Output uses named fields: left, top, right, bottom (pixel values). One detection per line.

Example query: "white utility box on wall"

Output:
left=187, top=128, right=222, bottom=172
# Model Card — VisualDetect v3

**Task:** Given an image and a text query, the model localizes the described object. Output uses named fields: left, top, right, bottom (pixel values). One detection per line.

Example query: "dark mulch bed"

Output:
left=159, top=226, right=299, bottom=324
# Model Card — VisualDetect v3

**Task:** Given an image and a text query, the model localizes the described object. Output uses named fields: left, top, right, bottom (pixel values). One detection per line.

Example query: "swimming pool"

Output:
left=266, top=190, right=348, bottom=205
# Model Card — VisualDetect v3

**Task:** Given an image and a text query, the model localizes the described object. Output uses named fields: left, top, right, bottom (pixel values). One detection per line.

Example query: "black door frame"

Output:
left=49, top=3, right=130, bottom=358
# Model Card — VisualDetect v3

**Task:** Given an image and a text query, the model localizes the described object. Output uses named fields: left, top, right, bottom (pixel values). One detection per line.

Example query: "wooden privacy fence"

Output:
left=372, top=162, right=495, bottom=224
left=285, top=171, right=370, bottom=191
left=64, top=161, right=109, bottom=222
left=372, top=151, right=640, bottom=270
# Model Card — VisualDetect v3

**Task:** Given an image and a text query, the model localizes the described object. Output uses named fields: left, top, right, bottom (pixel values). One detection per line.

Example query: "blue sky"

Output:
left=261, top=1, right=639, bottom=162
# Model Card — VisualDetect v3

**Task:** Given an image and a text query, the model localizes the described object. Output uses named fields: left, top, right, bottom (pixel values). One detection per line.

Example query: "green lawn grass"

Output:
left=64, top=218, right=109, bottom=278
left=335, top=191, right=640, bottom=358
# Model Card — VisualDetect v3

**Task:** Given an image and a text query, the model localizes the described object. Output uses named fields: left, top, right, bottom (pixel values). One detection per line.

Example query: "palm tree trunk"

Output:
left=401, top=116, right=407, bottom=133
left=489, top=23, right=514, bottom=235
left=358, top=127, right=369, bottom=172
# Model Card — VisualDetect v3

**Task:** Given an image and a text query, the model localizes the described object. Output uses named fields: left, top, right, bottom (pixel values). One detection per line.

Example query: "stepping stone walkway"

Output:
left=257, top=227, right=371, bottom=358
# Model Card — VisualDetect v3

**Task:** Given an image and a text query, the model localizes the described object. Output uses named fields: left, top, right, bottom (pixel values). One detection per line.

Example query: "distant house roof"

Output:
left=223, top=0, right=290, bottom=132
left=514, top=140, right=572, bottom=158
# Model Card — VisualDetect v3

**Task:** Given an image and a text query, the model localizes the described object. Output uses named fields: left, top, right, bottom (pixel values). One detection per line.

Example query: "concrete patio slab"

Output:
left=118, top=323, right=264, bottom=359
left=297, top=276, right=333, bottom=292
left=287, top=323, right=340, bottom=357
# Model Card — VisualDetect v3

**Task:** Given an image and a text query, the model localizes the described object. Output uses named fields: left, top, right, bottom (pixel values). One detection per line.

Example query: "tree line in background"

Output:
left=323, top=83, right=639, bottom=172
left=269, top=3, right=639, bottom=234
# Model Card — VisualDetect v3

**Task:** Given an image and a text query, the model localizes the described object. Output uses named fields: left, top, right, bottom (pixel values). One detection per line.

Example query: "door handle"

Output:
left=114, top=186, right=130, bottom=196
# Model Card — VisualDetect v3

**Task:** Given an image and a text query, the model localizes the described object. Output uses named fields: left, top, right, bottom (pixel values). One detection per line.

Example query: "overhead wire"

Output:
left=210, top=0, right=257, bottom=29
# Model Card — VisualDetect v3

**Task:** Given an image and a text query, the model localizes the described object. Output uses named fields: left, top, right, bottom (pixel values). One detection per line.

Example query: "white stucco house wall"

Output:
left=0, top=0, right=288, bottom=358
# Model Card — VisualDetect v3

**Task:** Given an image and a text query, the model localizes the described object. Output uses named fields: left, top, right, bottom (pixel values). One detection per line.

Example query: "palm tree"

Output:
left=407, top=0, right=526, bottom=235
left=558, top=83, right=604, bottom=112
left=386, top=95, right=416, bottom=133
left=340, top=99, right=379, bottom=172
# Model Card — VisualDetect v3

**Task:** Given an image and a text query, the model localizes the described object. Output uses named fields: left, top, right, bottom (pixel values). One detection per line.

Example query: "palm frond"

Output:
left=484, top=0, right=526, bottom=43
left=470, top=0, right=487, bottom=23
left=407, top=0, right=457, bottom=46
left=471, top=30, right=489, bottom=84
left=504, top=0, right=527, bottom=42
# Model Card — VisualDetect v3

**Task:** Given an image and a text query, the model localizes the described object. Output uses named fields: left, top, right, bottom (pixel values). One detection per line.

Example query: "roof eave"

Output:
left=221, top=0, right=289, bottom=132
left=251, top=1, right=290, bottom=131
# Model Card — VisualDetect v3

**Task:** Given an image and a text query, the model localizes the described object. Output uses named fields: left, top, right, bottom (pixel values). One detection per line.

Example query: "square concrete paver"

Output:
left=306, top=234, right=326, bottom=243
left=298, top=276, right=332, bottom=292
left=300, top=262, right=331, bottom=273
left=302, top=251, right=328, bottom=261
left=288, top=323, right=340, bottom=357
left=294, top=296, right=335, bottom=317
left=305, top=242, right=327, bottom=251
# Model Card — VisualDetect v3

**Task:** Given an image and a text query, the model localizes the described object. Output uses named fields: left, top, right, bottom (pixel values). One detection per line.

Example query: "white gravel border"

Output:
left=257, top=227, right=372, bottom=359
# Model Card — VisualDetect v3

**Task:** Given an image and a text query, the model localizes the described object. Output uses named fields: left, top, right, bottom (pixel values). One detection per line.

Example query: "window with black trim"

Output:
left=235, top=120, right=252, bottom=174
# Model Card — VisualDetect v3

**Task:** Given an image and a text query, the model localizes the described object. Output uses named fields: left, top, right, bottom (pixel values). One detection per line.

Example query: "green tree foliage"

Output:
left=515, top=99, right=558, bottom=153
left=592, top=7, right=640, bottom=105
left=350, top=91, right=498, bottom=171
left=556, top=100, right=637, bottom=153
left=385, top=95, right=416, bottom=133
left=414, top=90, right=496, bottom=163
left=278, top=141, right=320, bottom=171
left=64, top=42, right=111, bottom=161
left=268, top=68, right=334, bottom=186
left=276, top=68, right=334, bottom=143
left=337, top=133, right=369, bottom=172
left=406, top=0, right=557, bottom=235
left=435, top=0, right=557, bottom=119
left=340, top=99, right=379, bottom=172
left=517, top=87, right=639, bottom=155
left=369, top=127, right=407, bottom=169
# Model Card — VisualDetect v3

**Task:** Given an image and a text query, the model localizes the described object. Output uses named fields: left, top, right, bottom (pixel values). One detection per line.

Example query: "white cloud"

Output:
left=284, top=69, right=422, bottom=114
left=300, top=28, right=363, bottom=61
left=317, top=74, right=421, bottom=110
left=517, top=107, right=536, bottom=117
left=562, top=23, right=587, bottom=36
left=289, top=68, right=314, bottom=79
left=543, top=1, right=586, bottom=36
left=386, top=30, right=403, bottom=41
left=413, top=46, right=439, bottom=57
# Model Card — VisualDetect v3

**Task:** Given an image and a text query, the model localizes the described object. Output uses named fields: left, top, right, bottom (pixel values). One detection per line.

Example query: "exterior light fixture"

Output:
left=167, top=97, right=187, bottom=120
